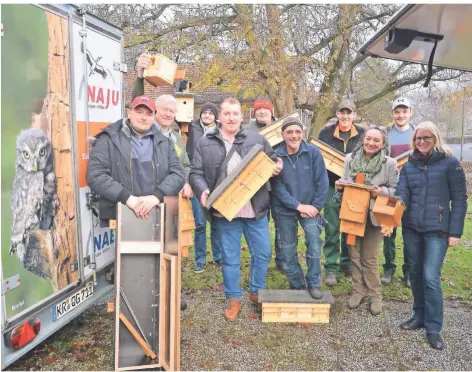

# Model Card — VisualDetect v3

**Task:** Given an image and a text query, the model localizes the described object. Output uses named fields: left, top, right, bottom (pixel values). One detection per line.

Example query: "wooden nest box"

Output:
left=259, top=112, right=299, bottom=148
left=206, top=144, right=276, bottom=221
left=338, top=173, right=374, bottom=245
left=310, top=138, right=345, bottom=177
left=372, top=195, right=405, bottom=235
left=143, top=54, right=177, bottom=87
left=175, top=93, right=195, bottom=124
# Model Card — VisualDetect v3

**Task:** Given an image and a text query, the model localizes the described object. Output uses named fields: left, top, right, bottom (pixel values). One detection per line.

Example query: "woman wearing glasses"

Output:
left=335, top=126, right=398, bottom=316
left=395, top=121, right=467, bottom=350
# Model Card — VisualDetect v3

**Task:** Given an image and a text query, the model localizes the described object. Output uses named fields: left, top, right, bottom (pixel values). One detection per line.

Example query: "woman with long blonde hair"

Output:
left=395, top=121, right=467, bottom=350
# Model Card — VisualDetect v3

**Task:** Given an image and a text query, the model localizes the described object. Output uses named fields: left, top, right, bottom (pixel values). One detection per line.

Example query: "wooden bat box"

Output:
left=178, top=193, right=195, bottom=257
left=175, top=93, right=195, bottom=123
left=259, top=289, right=333, bottom=323
left=259, top=112, right=299, bottom=147
left=143, top=54, right=177, bottom=87
left=372, top=195, right=405, bottom=228
left=396, top=152, right=409, bottom=172
left=310, top=138, right=345, bottom=177
left=206, top=144, right=276, bottom=221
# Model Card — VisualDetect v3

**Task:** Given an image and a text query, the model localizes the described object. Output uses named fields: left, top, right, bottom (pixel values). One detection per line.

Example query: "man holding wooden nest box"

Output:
left=190, top=98, right=283, bottom=321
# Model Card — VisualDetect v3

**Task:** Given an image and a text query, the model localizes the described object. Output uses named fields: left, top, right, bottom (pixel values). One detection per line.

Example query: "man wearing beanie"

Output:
left=271, top=117, right=329, bottom=298
left=244, top=98, right=276, bottom=132
left=318, top=99, right=364, bottom=287
left=187, top=102, right=222, bottom=273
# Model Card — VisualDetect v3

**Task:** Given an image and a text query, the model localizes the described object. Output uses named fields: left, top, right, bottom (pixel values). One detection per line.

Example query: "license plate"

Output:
left=51, top=283, right=93, bottom=322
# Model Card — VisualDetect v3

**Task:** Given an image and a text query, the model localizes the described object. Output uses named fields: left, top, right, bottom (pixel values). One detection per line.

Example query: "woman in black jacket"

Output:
left=395, top=121, right=467, bottom=350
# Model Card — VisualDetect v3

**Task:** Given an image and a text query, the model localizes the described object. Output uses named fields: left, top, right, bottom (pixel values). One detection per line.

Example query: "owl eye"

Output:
left=39, top=148, right=46, bottom=157
left=23, top=151, right=30, bottom=159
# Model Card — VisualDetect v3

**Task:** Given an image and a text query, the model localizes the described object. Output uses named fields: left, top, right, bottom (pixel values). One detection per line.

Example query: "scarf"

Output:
left=348, top=148, right=386, bottom=185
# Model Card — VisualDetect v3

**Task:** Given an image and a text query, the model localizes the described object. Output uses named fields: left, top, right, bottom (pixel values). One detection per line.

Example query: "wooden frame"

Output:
left=309, top=138, right=346, bottom=177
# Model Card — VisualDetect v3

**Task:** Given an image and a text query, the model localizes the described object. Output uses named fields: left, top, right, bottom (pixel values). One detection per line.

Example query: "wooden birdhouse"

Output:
left=143, top=54, right=177, bottom=87
left=206, top=144, right=276, bottom=221
left=259, top=112, right=299, bottom=148
left=372, top=195, right=405, bottom=235
left=178, top=192, right=195, bottom=258
left=338, top=174, right=374, bottom=245
left=175, top=93, right=195, bottom=124
left=395, top=152, right=410, bottom=172
left=310, top=138, right=345, bottom=177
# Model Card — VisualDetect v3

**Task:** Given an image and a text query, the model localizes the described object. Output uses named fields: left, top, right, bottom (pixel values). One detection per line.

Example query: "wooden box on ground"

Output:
left=206, top=144, right=276, bottom=221
left=175, top=93, right=195, bottom=123
left=143, top=54, right=177, bottom=87
left=310, top=138, right=345, bottom=177
left=258, top=289, right=334, bottom=323
left=114, top=201, right=181, bottom=371
left=259, top=112, right=299, bottom=148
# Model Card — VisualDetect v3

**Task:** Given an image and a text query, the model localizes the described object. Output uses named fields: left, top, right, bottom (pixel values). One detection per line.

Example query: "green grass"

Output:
left=182, top=201, right=472, bottom=303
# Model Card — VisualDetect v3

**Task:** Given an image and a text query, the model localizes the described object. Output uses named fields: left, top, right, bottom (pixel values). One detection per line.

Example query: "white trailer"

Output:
left=1, top=4, right=126, bottom=368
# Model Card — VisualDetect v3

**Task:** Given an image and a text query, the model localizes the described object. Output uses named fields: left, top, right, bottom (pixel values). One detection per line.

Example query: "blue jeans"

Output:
left=190, top=196, right=221, bottom=265
left=275, top=213, right=324, bottom=289
left=403, top=228, right=448, bottom=334
left=213, top=216, right=272, bottom=299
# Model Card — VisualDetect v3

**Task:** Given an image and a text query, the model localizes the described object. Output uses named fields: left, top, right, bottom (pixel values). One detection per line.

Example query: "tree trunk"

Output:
left=46, top=13, right=78, bottom=290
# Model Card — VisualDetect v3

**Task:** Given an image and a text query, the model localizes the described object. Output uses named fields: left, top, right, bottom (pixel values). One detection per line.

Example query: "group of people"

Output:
left=86, top=53, right=468, bottom=351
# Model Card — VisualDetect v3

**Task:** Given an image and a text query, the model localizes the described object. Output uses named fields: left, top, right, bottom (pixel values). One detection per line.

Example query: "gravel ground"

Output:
left=9, top=288, right=472, bottom=371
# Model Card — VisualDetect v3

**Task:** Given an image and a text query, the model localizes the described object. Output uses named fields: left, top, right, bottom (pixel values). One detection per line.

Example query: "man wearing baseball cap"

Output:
left=381, top=97, right=415, bottom=287
left=186, top=102, right=222, bottom=273
left=87, top=95, right=185, bottom=223
left=318, top=98, right=364, bottom=286
left=271, top=117, right=329, bottom=298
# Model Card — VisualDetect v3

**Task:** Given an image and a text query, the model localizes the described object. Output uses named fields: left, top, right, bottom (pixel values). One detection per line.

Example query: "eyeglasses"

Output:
left=414, top=136, right=434, bottom=143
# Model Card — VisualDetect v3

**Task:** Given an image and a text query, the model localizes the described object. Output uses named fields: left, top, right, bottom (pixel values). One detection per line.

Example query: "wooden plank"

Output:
left=180, top=231, right=193, bottom=247
left=119, top=312, right=157, bottom=360
left=119, top=241, right=161, bottom=254
left=169, top=256, right=178, bottom=371
left=174, top=69, right=186, bottom=80
left=262, top=303, right=331, bottom=309
left=117, top=364, right=161, bottom=372
left=159, top=256, right=170, bottom=369
left=114, top=203, right=123, bottom=372
left=258, top=289, right=334, bottom=304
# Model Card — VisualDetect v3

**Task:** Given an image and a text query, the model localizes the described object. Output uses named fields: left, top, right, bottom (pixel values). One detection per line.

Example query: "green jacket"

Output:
left=132, top=77, right=190, bottom=182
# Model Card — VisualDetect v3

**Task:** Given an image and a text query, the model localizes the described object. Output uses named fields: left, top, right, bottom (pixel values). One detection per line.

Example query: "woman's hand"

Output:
left=448, top=237, right=460, bottom=247
left=370, top=186, right=383, bottom=197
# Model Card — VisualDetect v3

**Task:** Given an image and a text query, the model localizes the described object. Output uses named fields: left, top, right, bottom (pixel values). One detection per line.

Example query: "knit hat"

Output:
left=281, top=116, right=304, bottom=132
left=200, top=102, right=219, bottom=120
left=253, top=99, right=274, bottom=115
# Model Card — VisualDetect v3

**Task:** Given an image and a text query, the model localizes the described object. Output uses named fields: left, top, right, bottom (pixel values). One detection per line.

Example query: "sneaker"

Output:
left=370, top=297, right=383, bottom=316
left=224, top=297, right=241, bottom=321
left=324, top=273, right=337, bottom=287
left=340, top=266, right=352, bottom=277
left=194, top=263, right=205, bottom=273
left=381, top=271, right=393, bottom=286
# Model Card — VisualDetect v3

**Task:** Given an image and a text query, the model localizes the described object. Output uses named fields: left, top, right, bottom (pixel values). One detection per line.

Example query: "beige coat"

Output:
left=341, top=152, right=399, bottom=226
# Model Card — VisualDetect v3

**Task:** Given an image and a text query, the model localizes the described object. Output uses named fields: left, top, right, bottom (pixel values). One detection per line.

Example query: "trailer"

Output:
left=1, top=4, right=126, bottom=368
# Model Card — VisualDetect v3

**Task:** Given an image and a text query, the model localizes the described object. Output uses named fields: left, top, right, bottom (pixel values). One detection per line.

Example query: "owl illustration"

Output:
left=10, top=128, right=57, bottom=271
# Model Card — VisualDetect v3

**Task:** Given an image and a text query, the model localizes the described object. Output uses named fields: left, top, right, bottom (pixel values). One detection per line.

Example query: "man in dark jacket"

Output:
left=271, top=117, right=329, bottom=299
left=190, top=97, right=282, bottom=321
left=317, top=99, right=364, bottom=286
left=243, top=98, right=276, bottom=132
left=186, top=102, right=222, bottom=273
left=86, top=96, right=185, bottom=224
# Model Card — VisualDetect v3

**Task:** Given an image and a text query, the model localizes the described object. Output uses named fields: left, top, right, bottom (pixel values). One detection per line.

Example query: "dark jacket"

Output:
left=317, top=122, right=365, bottom=187
left=395, top=151, right=467, bottom=237
left=189, top=126, right=277, bottom=219
left=271, top=141, right=329, bottom=216
left=186, top=119, right=205, bottom=164
left=86, top=119, right=185, bottom=221
left=243, top=119, right=269, bottom=133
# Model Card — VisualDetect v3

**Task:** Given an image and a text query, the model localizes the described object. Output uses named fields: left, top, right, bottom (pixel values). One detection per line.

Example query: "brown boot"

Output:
left=370, top=297, right=382, bottom=316
left=347, top=293, right=365, bottom=309
left=224, top=297, right=241, bottom=321
left=248, top=294, right=258, bottom=305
